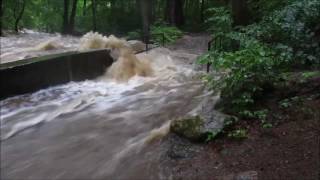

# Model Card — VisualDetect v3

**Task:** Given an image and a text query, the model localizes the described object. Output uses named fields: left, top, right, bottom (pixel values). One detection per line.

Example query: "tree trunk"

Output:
left=0, top=0, right=3, bottom=36
left=91, top=0, right=97, bottom=31
left=83, top=0, right=87, bottom=15
left=150, top=0, right=156, bottom=24
left=14, top=0, right=26, bottom=32
left=165, top=0, right=184, bottom=26
left=231, top=0, right=250, bottom=26
left=140, top=0, right=150, bottom=43
left=200, top=0, right=205, bottom=23
left=68, top=0, right=78, bottom=34
left=62, top=0, right=70, bottom=34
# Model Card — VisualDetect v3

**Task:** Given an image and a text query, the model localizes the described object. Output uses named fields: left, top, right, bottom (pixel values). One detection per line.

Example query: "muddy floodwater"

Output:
left=0, top=30, right=80, bottom=64
left=0, top=32, right=211, bottom=179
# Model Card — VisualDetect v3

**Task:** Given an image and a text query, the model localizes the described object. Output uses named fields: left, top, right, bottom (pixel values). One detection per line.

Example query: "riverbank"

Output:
left=162, top=70, right=319, bottom=179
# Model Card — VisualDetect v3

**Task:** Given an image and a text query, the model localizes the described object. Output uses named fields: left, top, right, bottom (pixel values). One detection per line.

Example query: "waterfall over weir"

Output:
left=0, top=31, right=211, bottom=179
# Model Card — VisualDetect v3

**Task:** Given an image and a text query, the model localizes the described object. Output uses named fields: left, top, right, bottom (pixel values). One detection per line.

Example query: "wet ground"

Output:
left=161, top=72, right=320, bottom=180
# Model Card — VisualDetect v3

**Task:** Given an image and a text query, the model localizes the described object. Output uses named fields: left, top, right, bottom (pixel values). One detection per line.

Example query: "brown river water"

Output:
left=0, top=31, right=212, bottom=179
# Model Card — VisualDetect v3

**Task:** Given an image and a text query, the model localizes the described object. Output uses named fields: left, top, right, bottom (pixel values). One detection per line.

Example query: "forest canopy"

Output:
left=2, top=0, right=213, bottom=35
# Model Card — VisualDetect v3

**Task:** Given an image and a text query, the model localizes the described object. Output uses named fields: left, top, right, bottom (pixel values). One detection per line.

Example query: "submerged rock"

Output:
left=170, top=95, right=228, bottom=142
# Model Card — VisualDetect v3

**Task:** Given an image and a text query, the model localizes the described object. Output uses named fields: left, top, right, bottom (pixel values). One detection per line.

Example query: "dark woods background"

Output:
left=1, top=0, right=259, bottom=36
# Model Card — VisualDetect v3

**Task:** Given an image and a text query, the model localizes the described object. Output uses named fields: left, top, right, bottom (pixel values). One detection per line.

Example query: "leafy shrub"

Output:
left=228, top=129, right=247, bottom=139
left=205, top=7, right=232, bottom=38
left=126, top=30, right=141, bottom=40
left=198, top=0, right=320, bottom=115
left=126, top=25, right=183, bottom=45
left=247, top=0, right=289, bottom=21
left=243, top=0, right=320, bottom=65
left=200, top=39, right=283, bottom=111
left=150, top=25, right=183, bottom=45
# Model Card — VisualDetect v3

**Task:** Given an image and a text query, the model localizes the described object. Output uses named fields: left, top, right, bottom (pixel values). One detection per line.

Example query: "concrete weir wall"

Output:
left=0, top=49, right=113, bottom=100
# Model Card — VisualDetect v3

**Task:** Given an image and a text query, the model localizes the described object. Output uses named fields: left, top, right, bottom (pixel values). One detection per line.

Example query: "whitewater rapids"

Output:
left=0, top=31, right=211, bottom=179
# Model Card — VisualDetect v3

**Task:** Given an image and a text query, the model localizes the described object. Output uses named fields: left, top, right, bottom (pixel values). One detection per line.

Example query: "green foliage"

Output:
left=205, top=130, right=221, bottom=142
left=3, top=0, right=205, bottom=35
left=150, top=25, right=183, bottom=44
left=127, top=25, right=183, bottom=45
left=243, top=0, right=320, bottom=65
left=223, top=116, right=239, bottom=127
left=262, top=123, right=273, bottom=129
left=200, top=39, right=283, bottom=112
left=248, top=0, right=289, bottom=20
left=239, top=109, right=268, bottom=120
left=302, top=71, right=320, bottom=79
left=198, top=0, right=320, bottom=117
left=279, top=96, right=303, bottom=109
left=228, top=129, right=247, bottom=139
left=279, top=99, right=292, bottom=108
left=3, top=0, right=64, bottom=32
left=205, top=7, right=232, bottom=37
left=126, top=30, right=141, bottom=40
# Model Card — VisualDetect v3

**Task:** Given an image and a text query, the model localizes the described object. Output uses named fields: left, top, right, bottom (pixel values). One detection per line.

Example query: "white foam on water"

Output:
left=0, top=31, right=213, bottom=180
left=0, top=30, right=80, bottom=63
left=0, top=77, right=148, bottom=139
left=1, top=48, right=195, bottom=140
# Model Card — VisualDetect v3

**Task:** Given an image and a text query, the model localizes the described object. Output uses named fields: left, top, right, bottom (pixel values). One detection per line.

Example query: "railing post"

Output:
left=207, top=38, right=214, bottom=73
left=146, top=35, right=149, bottom=52
left=162, top=33, right=165, bottom=46
left=143, top=35, right=149, bottom=53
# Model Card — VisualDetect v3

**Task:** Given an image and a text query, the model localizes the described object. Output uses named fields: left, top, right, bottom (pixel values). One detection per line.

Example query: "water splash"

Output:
left=0, top=31, right=209, bottom=179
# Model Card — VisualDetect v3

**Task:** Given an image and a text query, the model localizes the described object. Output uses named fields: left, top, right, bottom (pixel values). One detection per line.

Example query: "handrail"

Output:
left=141, top=33, right=165, bottom=52
left=207, top=35, right=223, bottom=72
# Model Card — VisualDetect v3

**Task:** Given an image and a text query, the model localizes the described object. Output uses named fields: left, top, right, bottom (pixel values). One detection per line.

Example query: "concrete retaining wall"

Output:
left=0, top=49, right=113, bottom=100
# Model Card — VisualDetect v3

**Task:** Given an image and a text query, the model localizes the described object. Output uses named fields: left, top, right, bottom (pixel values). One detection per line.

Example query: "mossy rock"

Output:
left=170, top=111, right=228, bottom=142
left=170, top=116, right=205, bottom=141
left=170, top=96, right=228, bottom=142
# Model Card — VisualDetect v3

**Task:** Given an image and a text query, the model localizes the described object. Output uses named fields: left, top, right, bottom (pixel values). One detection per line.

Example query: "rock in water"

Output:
left=170, top=116, right=204, bottom=141
left=170, top=95, right=228, bottom=142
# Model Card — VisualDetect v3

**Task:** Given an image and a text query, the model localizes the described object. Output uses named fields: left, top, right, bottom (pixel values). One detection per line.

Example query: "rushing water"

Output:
left=0, top=31, right=211, bottom=179
left=0, top=30, right=80, bottom=63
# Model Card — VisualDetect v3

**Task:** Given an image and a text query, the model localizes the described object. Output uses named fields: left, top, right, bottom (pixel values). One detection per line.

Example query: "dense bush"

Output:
left=3, top=0, right=64, bottom=32
left=198, top=0, right=320, bottom=115
left=204, top=7, right=232, bottom=38
left=150, top=25, right=183, bottom=44
left=199, top=38, right=283, bottom=112
left=247, top=0, right=289, bottom=21
left=127, top=25, right=183, bottom=45
left=244, top=0, right=320, bottom=65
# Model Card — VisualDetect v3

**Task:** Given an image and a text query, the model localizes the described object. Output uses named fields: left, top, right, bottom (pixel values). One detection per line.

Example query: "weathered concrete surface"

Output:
left=0, top=49, right=113, bottom=99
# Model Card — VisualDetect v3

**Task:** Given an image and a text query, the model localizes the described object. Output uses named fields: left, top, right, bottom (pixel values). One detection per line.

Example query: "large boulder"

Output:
left=170, top=95, right=228, bottom=142
left=170, top=115, right=204, bottom=141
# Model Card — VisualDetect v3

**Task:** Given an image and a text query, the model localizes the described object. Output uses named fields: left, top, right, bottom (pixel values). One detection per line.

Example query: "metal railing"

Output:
left=207, top=35, right=223, bottom=72
left=142, top=33, right=165, bottom=52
